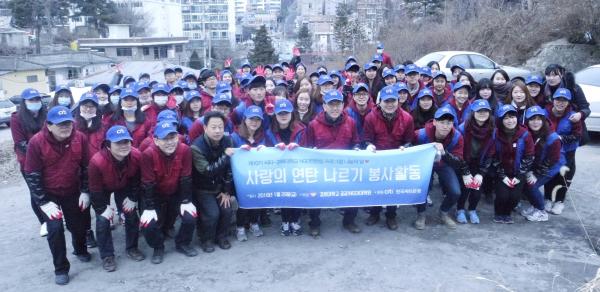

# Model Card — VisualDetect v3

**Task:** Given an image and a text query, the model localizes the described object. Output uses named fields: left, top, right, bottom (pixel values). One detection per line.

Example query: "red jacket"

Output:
left=305, top=112, right=360, bottom=150
left=10, top=112, right=38, bottom=169
left=104, top=115, right=152, bottom=148
left=270, top=121, right=306, bottom=146
left=413, top=121, right=464, bottom=169
left=446, top=98, right=471, bottom=125
left=138, top=133, right=186, bottom=153
left=200, top=90, right=215, bottom=115
left=381, top=52, right=393, bottom=68
left=494, top=126, right=535, bottom=177
left=141, top=142, right=192, bottom=197
left=429, top=85, right=453, bottom=107
left=89, top=147, right=141, bottom=197
left=25, top=127, right=89, bottom=197
left=75, top=120, right=106, bottom=157
left=363, top=107, right=414, bottom=150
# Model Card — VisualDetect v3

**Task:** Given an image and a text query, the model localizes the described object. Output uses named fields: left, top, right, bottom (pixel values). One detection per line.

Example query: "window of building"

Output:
left=116, top=48, right=133, bottom=57
left=143, top=47, right=150, bottom=55
left=26, top=75, right=38, bottom=83
left=175, top=45, right=183, bottom=52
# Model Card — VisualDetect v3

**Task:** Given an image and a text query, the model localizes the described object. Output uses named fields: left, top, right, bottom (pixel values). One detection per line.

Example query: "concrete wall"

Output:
left=0, top=70, right=48, bottom=98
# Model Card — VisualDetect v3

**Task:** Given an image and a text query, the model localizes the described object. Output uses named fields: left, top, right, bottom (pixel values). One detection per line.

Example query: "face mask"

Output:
left=122, top=106, right=137, bottom=114
left=58, top=97, right=71, bottom=106
left=188, top=83, right=197, bottom=90
left=377, top=49, right=383, bottom=54
left=26, top=101, right=42, bottom=112
left=81, top=112, right=95, bottom=120
left=110, top=95, right=120, bottom=105
left=154, top=95, right=168, bottom=106
left=98, top=100, right=109, bottom=106
left=175, top=95, right=184, bottom=105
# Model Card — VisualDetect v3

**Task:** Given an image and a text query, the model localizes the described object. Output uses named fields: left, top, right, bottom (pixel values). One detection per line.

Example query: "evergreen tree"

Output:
left=188, top=50, right=204, bottom=69
left=70, top=0, right=119, bottom=37
left=404, top=0, right=444, bottom=20
left=248, top=25, right=278, bottom=65
left=8, top=0, right=69, bottom=53
left=295, top=23, right=313, bottom=53
left=333, top=3, right=353, bottom=53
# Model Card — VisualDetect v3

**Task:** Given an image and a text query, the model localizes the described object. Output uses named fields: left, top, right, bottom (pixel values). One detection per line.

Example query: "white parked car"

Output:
left=0, top=99, right=17, bottom=126
left=415, top=51, right=531, bottom=81
left=575, top=64, right=600, bottom=133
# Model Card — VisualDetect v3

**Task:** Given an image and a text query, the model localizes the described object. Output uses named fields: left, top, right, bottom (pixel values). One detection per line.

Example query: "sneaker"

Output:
left=280, top=222, right=291, bottom=236
left=200, top=241, right=215, bottom=253
left=427, top=195, right=434, bottom=207
left=85, top=230, right=97, bottom=248
left=526, top=209, right=549, bottom=222
left=126, top=248, right=145, bottom=261
left=551, top=202, right=565, bottom=215
left=503, top=215, right=514, bottom=224
left=385, top=217, right=398, bottom=230
left=76, top=252, right=92, bottom=262
left=309, top=226, right=320, bottom=237
left=236, top=227, right=248, bottom=242
left=102, top=256, right=117, bottom=272
left=250, top=223, right=264, bottom=237
left=40, top=222, right=48, bottom=237
left=440, top=211, right=457, bottom=229
left=520, top=205, right=536, bottom=217
left=343, top=222, right=361, bottom=233
left=414, top=213, right=426, bottom=230
left=290, top=222, right=303, bottom=236
left=176, top=244, right=198, bottom=257
left=544, top=200, right=553, bottom=212
left=493, top=215, right=504, bottom=223
left=456, top=209, right=467, bottom=224
left=55, top=273, right=69, bottom=285
left=151, top=248, right=164, bottom=264
left=217, top=238, right=231, bottom=250
left=365, top=214, right=379, bottom=226
left=468, top=210, right=480, bottom=224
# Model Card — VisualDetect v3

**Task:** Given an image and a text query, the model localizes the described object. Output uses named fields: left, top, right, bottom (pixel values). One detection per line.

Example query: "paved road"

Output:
left=0, top=136, right=599, bottom=291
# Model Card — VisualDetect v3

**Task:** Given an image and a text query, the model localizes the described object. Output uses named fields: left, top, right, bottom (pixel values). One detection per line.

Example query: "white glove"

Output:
left=40, top=202, right=62, bottom=220
left=274, top=143, right=286, bottom=151
left=78, top=192, right=90, bottom=211
left=366, top=144, right=376, bottom=153
left=180, top=202, right=198, bottom=217
left=100, top=206, right=114, bottom=222
left=462, top=175, right=473, bottom=187
left=140, top=210, right=157, bottom=228
left=526, top=172, right=537, bottom=186
left=122, top=197, right=137, bottom=214
left=472, top=174, right=483, bottom=188
left=502, top=177, right=515, bottom=188
left=511, top=177, right=521, bottom=186
left=560, top=165, right=570, bottom=176
left=256, top=145, right=266, bottom=151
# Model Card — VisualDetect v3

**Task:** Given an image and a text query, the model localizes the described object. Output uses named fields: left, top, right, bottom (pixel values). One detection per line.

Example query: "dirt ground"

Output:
left=0, top=140, right=599, bottom=292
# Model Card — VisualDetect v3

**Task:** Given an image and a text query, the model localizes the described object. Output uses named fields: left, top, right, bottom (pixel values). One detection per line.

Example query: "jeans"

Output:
left=417, top=165, right=461, bottom=213
left=95, top=192, right=140, bottom=259
left=195, top=191, right=233, bottom=243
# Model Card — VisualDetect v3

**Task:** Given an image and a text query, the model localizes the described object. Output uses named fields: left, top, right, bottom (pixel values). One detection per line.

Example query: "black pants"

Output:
left=96, top=192, right=139, bottom=259
left=494, top=175, right=525, bottom=216
left=21, top=170, right=44, bottom=224
left=545, top=151, right=576, bottom=202
left=281, top=208, right=301, bottom=223
left=369, top=206, right=397, bottom=219
left=195, top=191, right=233, bottom=243
left=236, top=208, right=259, bottom=227
left=308, top=208, right=357, bottom=227
left=141, top=196, right=196, bottom=249
left=44, top=194, right=88, bottom=275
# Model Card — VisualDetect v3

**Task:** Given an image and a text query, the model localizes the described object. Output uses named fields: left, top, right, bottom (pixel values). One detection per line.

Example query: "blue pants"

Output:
left=417, top=165, right=461, bottom=213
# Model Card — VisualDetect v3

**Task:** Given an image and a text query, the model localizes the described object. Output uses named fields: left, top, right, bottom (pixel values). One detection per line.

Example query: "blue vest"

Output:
left=540, top=132, right=567, bottom=177
left=494, top=130, right=529, bottom=174
left=231, top=130, right=276, bottom=148
left=555, top=111, right=579, bottom=152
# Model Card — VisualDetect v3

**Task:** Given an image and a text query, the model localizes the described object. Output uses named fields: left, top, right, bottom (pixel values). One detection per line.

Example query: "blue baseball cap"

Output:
left=272, top=64, right=284, bottom=72
left=471, top=99, right=492, bottom=112
left=212, top=92, right=232, bottom=105
left=157, top=109, right=179, bottom=124
left=47, top=105, right=74, bottom=124
left=345, top=62, right=360, bottom=72
left=553, top=88, right=572, bottom=101
left=371, top=54, right=383, bottom=63
left=525, top=105, right=547, bottom=120
left=216, top=82, right=232, bottom=94
left=417, top=88, right=434, bottom=100
left=164, top=67, right=175, bottom=75
left=497, top=104, right=517, bottom=118
left=221, top=69, right=232, bottom=78
left=246, top=75, right=266, bottom=89
left=92, top=83, right=109, bottom=93
left=151, top=83, right=170, bottom=95
left=244, top=105, right=264, bottom=120
left=377, top=43, right=384, bottom=50
left=275, top=79, right=288, bottom=87
left=108, top=85, right=122, bottom=95
left=393, top=64, right=405, bottom=72
left=318, top=75, right=334, bottom=86
left=364, top=62, right=377, bottom=71
left=395, top=83, right=409, bottom=93
left=382, top=68, right=395, bottom=79
left=21, top=88, right=42, bottom=100
left=525, top=75, right=543, bottom=86
left=120, top=88, right=138, bottom=99
left=352, top=83, right=369, bottom=93
left=154, top=120, right=178, bottom=139
left=122, top=76, right=136, bottom=86
left=434, top=106, right=457, bottom=120
left=346, top=56, right=357, bottom=64
left=135, top=81, right=150, bottom=92
left=405, top=64, right=420, bottom=75
left=241, top=61, right=252, bottom=69
left=55, top=84, right=71, bottom=95
left=239, top=73, right=253, bottom=87
left=452, top=81, right=472, bottom=92
left=105, top=125, right=132, bottom=142
left=170, top=81, right=186, bottom=93
left=432, top=71, right=447, bottom=80
left=329, top=70, right=343, bottom=79
left=380, top=86, right=398, bottom=101
left=184, top=90, right=201, bottom=102
left=420, top=67, right=432, bottom=78
left=274, top=99, right=294, bottom=114
left=450, top=64, right=465, bottom=72
left=79, top=92, right=98, bottom=105
left=323, top=90, right=344, bottom=103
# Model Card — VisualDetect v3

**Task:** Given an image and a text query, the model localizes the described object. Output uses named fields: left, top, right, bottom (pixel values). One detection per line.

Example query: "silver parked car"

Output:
left=415, top=51, right=531, bottom=81
left=575, top=64, right=600, bottom=133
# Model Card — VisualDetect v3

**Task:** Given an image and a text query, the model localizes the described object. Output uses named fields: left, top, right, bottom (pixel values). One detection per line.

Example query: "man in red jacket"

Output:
left=89, top=125, right=144, bottom=272
left=24, top=106, right=91, bottom=285
left=363, top=87, right=414, bottom=230
left=305, top=90, right=362, bottom=236
left=377, top=43, right=393, bottom=69
left=200, top=70, right=218, bottom=115
left=140, top=121, right=199, bottom=264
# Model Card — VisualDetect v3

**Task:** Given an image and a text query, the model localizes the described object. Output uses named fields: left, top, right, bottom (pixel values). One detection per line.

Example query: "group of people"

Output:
left=10, top=44, right=589, bottom=285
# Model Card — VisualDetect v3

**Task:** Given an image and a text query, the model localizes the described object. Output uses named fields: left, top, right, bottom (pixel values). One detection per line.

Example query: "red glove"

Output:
left=343, top=71, right=353, bottom=86
left=255, top=65, right=265, bottom=77
left=224, top=57, right=232, bottom=68
left=288, top=143, right=299, bottom=150
left=240, top=144, right=251, bottom=151
left=166, top=95, right=177, bottom=109
left=285, top=68, right=295, bottom=81
left=265, top=102, right=274, bottom=115
left=275, top=143, right=286, bottom=150
left=293, top=47, right=300, bottom=57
